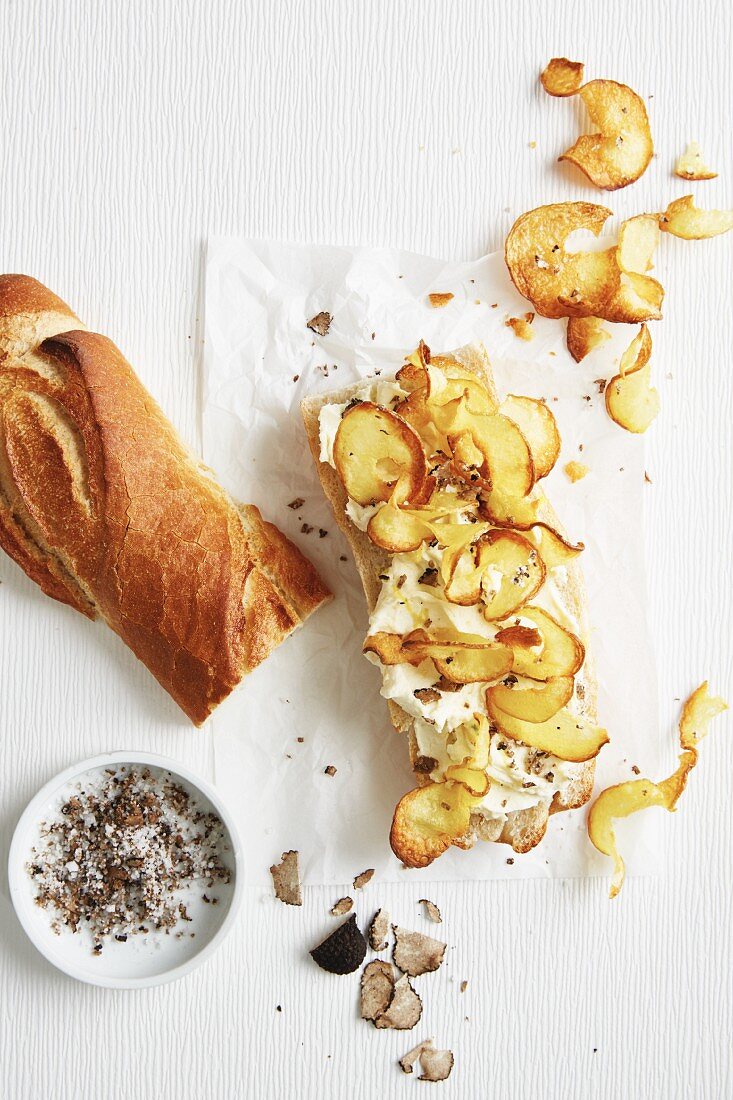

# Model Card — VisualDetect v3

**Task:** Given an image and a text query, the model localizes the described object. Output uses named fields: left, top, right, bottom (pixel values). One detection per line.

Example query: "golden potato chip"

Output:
left=617, top=214, right=660, bottom=275
left=588, top=682, right=727, bottom=897
left=428, top=292, right=454, bottom=308
left=540, top=57, right=584, bottom=97
left=401, top=630, right=514, bottom=685
left=499, top=395, right=560, bottom=480
left=606, top=361, right=659, bottom=433
left=566, top=316, right=610, bottom=362
left=363, top=632, right=418, bottom=667
left=487, top=675, right=574, bottom=723
left=601, top=215, right=664, bottom=323
left=487, top=698, right=609, bottom=762
left=660, top=195, right=733, bottom=240
left=618, top=323, right=652, bottom=377
left=528, top=522, right=584, bottom=567
left=444, top=764, right=490, bottom=797
left=444, top=530, right=545, bottom=619
left=333, top=402, right=430, bottom=506
left=503, top=606, right=585, bottom=680
left=367, top=501, right=433, bottom=552
left=469, top=412, right=535, bottom=498
left=674, top=142, right=717, bottom=181
left=559, top=79, right=653, bottom=191
left=505, top=202, right=619, bottom=319
left=390, top=781, right=480, bottom=868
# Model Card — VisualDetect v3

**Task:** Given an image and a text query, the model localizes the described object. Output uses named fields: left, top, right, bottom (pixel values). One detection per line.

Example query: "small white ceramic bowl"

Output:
left=8, top=751, right=243, bottom=989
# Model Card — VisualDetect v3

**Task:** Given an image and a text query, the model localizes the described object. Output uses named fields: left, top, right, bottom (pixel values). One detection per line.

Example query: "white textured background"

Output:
left=1, top=2, right=731, bottom=1098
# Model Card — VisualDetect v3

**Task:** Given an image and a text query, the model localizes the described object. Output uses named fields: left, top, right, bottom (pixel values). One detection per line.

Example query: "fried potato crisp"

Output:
left=674, top=142, right=717, bottom=181
left=566, top=316, right=610, bottom=362
left=333, top=402, right=430, bottom=507
left=660, top=195, right=733, bottom=240
left=605, top=324, right=659, bottom=433
left=390, top=780, right=481, bottom=868
left=487, top=697, right=609, bottom=762
left=588, top=683, right=727, bottom=898
left=487, top=675, right=574, bottom=723
left=559, top=79, right=653, bottom=191
left=540, top=57, right=584, bottom=97
left=505, top=202, right=619, bottom=319
left=499, top=395, right=560, bottom=480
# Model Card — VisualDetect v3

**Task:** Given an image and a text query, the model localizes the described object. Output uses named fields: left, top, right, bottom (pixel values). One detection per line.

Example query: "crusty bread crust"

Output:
left=0, top=275, right=331, bottom=725
left=301, top=344, right=596, bottom=854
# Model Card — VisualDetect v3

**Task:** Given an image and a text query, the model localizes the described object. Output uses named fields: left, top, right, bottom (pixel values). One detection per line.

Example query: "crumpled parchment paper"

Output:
left=203, top=238, right=661, bottom=885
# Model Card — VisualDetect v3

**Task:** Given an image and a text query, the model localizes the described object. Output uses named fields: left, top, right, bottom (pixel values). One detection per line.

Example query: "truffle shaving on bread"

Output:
left=0, top=275, right=330, bottom=725
left=302, top=341, right=607, bottom=866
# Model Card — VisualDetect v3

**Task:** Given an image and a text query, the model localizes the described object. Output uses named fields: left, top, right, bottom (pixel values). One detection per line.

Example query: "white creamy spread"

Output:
left=318, top=377, right=585, bottom=823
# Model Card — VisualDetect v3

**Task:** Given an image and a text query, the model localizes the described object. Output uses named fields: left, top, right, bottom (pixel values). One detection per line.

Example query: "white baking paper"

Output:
left=203, top=239, right=662, bottom=886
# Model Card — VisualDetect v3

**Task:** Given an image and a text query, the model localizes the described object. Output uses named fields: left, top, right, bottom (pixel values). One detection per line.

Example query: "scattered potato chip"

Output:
left=559, top=79, right=653, bottom=190
left=602, top=215, right=664, bottom=323
left=419, top=1044, right=455, bottom=1082
left=605, top=325, right=657, bottom=432
left=674, top=141, right=717, bottom=181
left=428, top=292, right=454, bottom=308
left=505, top=314, right=535, bottom=341
left=487, top=697, right=609, bottom=762
left=306, top=311, right=332, bottom=336
left=505, top=202, right=619, bottom=319
left=393, top=925, right=447, bottom=976
left=499, top=395, right=560, bottom=480
left=330, top=896, right=353, bottom=917
left=444, top=530, right=545, bottom=621
left=333, top=402, right=430, bottom=507
left=540, top=57, right=584, bottom=97
left=564, top=461, right=588, bottom=482
left=469, top=411, right=535, bottom=497
left=374, top=974, right=423, bottom=1031
left=617, top=215, right=659, bottom=275
left=353, top=868, right=375, bottom=890
left=310, top=913, right=367, bottom=974
left=588, top=682, right=727, bottom=897
left=660, top=194, right=733, bottom=239
left=369, top=908, right=390, bottom=951
left=269, top=850, right=302, bottom=906
left=419, top=898, right=442, bottom=923
left=567, top=316, right=611, bottom=362
left=361, top=960, right=396, bottom=1022
left=390, top=781, right=480, bottom=867
left=487, top=675, right=574, bottom=723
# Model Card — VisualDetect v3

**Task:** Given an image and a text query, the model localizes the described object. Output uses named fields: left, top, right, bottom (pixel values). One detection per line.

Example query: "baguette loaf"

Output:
left=0, top=275, right=331, bottom=725
left=302, top=344, right=595, bottom=855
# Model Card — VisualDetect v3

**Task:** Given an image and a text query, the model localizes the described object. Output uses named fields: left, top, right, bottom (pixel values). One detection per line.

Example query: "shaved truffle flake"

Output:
left=399, top=1039, right=432, bottom=1075
left=360, top=960, right=396, bottom=1022
left=418, top=898, right=442, bottom=923
left=393, top=925, right=446, bottom=976
left=307, top=311, right=332, bottom=336
left=374, top=974, right=423, bottom=1031
left=368, top=908, right=390, bottom=951
left=419, top=1044, right=455, bottom=1082
left=269, top=850, right=302, bottom=906
left=330, top=896, right=353, bottom=917
left=353, top=868, right=375, bottom=890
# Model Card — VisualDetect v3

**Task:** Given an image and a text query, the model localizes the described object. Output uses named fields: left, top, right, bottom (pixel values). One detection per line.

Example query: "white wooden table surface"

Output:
left=1, top=2, right=731, bottom=1098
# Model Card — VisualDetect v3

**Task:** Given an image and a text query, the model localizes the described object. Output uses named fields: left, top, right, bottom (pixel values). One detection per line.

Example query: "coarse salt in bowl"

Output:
left=8, top=751, right=243, bottom=989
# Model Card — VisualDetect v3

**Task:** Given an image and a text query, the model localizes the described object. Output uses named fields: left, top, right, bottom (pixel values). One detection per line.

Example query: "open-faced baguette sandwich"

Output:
left=302, top=341, right=608, bottom=867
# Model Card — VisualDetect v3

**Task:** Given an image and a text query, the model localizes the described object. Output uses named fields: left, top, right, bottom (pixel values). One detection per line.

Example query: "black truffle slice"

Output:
left=310, top=913, right=367, bottom=974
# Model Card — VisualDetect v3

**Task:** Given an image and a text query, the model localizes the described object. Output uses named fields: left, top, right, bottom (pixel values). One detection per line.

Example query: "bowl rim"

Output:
left=8, top=750, right=244, bottom=990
